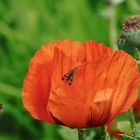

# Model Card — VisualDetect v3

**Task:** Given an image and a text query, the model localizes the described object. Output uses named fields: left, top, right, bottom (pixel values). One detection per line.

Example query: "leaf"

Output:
left=58, top=126, right=78, bottom=140
left=117, top=121, right=132, bottom=133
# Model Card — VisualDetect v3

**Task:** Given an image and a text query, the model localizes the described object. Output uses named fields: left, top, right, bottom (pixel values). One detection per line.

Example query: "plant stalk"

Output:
left=109, top=2, right=118, bottom=51
left=77, top=129, right=87, bottom=140
left=101, top=126, right=110, bottom=140
left=130, top=108, right=136, bottom=130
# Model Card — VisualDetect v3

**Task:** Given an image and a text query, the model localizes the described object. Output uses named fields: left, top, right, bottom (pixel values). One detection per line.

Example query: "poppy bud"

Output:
left=117, top=35, right=139, bottom=60
left=122, top=15, right=140, bottom=50
left=117, top=35, right=126, bottom=49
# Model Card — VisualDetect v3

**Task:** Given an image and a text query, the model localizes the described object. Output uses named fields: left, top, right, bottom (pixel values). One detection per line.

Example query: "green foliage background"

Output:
left=0, top=0, right=140, bottom=140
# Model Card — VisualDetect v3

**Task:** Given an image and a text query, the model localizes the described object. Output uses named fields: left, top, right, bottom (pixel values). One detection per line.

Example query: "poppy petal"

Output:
left=83, top=41, right=112, bottom=61
left=48, top=48, right=88, bottom=127
left=87, top=100, right=112, bottom=127
left=43, top=40, right=84, bottom=63
left=22, top=46, right=55, bottom=123
left=43, top=40, right=112, bottom=63
left=48, top=49, right=113, bottom=127
left=120, top=71, right=140, bottom=113
left=48, top=49, right=139, bottom=127
left=106, top=51, right=140, bottom=121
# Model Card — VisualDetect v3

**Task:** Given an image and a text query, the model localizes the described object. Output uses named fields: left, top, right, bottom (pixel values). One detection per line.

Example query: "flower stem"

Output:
left=77, top=129, right=87, bottom=140
left=109, top=2, right=118, bottom=51
left=130, top=108, right=136, bottom=130
left=101, top=126, right=110, bottom=140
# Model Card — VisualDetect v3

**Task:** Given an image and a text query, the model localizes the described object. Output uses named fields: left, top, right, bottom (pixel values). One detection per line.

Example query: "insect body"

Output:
left=62, top=68, right=77, bottom=85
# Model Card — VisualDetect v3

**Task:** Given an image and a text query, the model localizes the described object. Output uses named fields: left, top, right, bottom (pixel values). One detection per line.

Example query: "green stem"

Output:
left=0, top=83, right=21, bottom=98
left=101, top=126, right=110, bottom=140
left=109, top=3, right=118, bottom=51
left=77, top=129, right=87, bottom=140
left=130, top=108, right=136, bottom=130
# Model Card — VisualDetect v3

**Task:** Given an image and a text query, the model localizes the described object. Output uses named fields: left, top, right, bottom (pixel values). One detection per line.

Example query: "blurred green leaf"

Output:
left=0, top=83, right=21, bottom=98
left=117, top=121, right=132, bottom=133
left=58, top=126, right=78, bottom=140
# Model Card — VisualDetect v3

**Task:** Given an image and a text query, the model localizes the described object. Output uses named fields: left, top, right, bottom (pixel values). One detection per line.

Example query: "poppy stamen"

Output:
left=61, top=68, right=77, bottom=85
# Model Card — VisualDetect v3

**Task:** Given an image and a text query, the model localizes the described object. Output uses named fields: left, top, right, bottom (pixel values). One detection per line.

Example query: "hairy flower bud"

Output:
left=122, top=15, right=140, bottom=49
left=117, top=35, right=139, bottom=60
left=117, top=35, right=126, bottom=49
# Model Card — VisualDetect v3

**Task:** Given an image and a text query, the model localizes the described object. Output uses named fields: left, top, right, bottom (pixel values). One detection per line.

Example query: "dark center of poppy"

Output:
left=61, top=68, right=77, bottom=85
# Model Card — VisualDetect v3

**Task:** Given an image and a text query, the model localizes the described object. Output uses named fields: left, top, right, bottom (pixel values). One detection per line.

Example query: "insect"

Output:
left=62, top=68, right=77, bottom=85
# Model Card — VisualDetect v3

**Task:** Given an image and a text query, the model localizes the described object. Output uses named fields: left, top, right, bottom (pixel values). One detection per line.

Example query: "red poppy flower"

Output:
left=22, top=40, right=140, bottom=128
